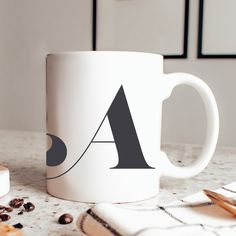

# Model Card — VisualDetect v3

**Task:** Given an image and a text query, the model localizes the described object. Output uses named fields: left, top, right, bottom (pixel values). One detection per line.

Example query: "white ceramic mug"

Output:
left=46, top=51, right=219, bottom=203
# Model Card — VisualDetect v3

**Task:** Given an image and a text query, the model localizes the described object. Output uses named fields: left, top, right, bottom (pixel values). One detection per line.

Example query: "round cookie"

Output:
left=0, top=223, right=24, bottom=236
left=0, top=165, right=10, bottom=198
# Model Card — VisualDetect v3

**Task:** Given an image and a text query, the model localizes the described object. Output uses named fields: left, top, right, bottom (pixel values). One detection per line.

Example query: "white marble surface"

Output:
left=0, top=130, right=236, bottom=236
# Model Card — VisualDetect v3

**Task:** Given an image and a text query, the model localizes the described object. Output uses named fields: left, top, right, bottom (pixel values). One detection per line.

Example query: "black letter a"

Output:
left=107, top=86, right=154, bottom=169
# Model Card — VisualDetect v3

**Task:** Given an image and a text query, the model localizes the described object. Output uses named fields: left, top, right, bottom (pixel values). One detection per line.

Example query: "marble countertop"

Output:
left=0, top=130, right=236, bottom=236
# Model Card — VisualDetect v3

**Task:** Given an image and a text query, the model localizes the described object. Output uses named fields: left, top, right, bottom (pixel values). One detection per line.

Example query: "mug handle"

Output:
left=160, top=73, right=219, bottom=178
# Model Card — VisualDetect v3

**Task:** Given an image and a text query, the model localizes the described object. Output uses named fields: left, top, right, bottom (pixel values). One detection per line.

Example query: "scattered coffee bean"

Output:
left=23, top=202, right=35, bottom=212
left=5, top=207, right=13, bottom=212
left=0, top=214, right=11, bottom=222
left=0, top=205, right=5, bottom=213
left=9, top=198, right=24, bottom=208
left=17, top=211, right=24, bottom=215
left=13, top=223, right=23, bottom=229
left=58, top=213, right=73, bottom=224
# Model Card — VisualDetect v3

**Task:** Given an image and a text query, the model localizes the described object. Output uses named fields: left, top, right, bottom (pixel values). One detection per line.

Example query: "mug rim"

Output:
left=46, top=50, right=163, bottom=59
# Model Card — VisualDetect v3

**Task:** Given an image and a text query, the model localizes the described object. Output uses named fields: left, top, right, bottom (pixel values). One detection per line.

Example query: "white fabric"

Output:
left=77, top=182, right=236, bottom=236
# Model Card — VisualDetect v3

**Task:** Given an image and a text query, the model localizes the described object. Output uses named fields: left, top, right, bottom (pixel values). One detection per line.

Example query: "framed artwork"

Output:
left=198, top=0, right=236, bottom=58
left=93, top=0, right=189, bottom=59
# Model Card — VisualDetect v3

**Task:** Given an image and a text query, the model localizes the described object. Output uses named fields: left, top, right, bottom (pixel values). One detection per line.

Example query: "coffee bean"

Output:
left=0, top=205, right=5, bottom=214
left=13, top=223, right=23, bottom=229
left=0, top=206, right=13, bottom=213
left=58, top=213, right=73, bottom=224
left=0, top=214, right=11, bottom=222
left=23, top=202, right=35, bottom=212
left=9, top=198, right=24, bottom=208
left=5, top=207, right=13, bottom=212
left=17, top=211, right=24, bottom=215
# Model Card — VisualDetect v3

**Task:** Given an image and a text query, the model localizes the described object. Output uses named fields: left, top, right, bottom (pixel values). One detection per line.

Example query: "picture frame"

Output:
left=93, top=0, right=189, bottom=59
left=198, top=0, right=236, bottom=58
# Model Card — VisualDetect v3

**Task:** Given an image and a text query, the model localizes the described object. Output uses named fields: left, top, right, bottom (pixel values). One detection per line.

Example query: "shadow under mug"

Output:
left=46, top=51, right=219, bottom=203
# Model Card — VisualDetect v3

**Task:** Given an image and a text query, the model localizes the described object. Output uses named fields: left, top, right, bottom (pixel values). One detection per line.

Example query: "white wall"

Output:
left=0, top=0, right=235, bottom=147
left=0, top=0, right=92, bottom=131
left=162, top=0, right=236, bottom=147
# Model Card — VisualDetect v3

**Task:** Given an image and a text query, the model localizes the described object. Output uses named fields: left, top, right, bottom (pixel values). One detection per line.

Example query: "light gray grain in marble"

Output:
left=0, top=130, right=235, bottom=235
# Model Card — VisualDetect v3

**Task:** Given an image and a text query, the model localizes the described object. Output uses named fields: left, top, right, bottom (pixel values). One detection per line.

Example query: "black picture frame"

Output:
left=92, top=0, right=189, bottom=59
left=198, top=0, right=236, bottom=58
